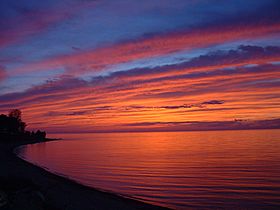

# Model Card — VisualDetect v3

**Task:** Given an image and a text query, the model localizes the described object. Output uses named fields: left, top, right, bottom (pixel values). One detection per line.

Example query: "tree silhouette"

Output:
left=7, top=109, right=26, bottom=133
left=1, top=110, right=24, bottom=134
left=8, top=109, right=22, bottom=121
left=1, top=109, right=46, bottom=141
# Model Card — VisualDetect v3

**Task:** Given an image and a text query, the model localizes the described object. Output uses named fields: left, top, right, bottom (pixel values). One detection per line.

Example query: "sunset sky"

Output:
left=0, top=0, right=280, bottom=132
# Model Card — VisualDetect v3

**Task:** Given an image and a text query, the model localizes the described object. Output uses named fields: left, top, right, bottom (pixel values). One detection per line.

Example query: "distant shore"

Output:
left=0, top=137, right=168, bottom=210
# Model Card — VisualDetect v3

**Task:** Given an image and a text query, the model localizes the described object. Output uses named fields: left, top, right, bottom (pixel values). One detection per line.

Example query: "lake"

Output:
left=17, top=130, right=280, bottom=209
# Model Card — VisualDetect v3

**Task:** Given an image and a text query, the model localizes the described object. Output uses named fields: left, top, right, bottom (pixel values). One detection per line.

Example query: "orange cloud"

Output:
left=1, top=60, right=279, bottom=132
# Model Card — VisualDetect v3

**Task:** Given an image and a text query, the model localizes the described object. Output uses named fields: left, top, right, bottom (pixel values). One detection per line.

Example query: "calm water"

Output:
left=18, top=130, right=280, bottom=209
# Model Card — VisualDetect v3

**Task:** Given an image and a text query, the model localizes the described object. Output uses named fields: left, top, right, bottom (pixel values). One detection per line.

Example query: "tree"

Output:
left=1, top=109, right=47, bottom=141
left=35, top=130, right=46, bottom=140
left=7, top=109, right=26, bottom=133
left=0, top=114, right=9, bottom=133
left=9, top=109, right=22, bottom=121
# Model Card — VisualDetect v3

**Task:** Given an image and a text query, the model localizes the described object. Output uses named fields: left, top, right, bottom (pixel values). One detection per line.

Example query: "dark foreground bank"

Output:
left=0, top=138, right=168, bottom=210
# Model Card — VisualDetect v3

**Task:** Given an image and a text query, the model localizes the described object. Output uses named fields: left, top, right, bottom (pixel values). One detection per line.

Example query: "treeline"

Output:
left=0, top=109, right=46, bottom=141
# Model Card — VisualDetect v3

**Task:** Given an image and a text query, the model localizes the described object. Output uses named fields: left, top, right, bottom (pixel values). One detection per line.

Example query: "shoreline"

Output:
left=0, top=138, right=169, bottom=210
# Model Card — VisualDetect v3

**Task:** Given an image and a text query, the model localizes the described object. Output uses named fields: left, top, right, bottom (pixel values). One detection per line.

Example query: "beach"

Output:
left=0, top=138, right=168, bottom=210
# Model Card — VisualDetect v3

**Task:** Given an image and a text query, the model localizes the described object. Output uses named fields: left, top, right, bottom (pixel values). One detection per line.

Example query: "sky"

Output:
left=0, top=0, right=280, bottom=132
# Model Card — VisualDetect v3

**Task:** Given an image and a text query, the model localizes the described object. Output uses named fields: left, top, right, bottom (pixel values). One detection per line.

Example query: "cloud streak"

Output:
left=0, top=66, right=6, bottom=81
left=10, top=21, right=280, bottom=76
left=1, top=1, right=280, bottom=132
left=0, top=44, right=279, bottom=132
left=122, top=118, right=280, bottom=132
left=0, top=1, right=97, bottom=49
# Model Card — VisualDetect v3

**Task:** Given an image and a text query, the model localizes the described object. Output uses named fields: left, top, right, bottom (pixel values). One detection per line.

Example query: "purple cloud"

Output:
left=202, top=100, right=225, bottom=105
left=0, top=66, right=6, bottom=81
left=124, top=118, right=280, bottom=132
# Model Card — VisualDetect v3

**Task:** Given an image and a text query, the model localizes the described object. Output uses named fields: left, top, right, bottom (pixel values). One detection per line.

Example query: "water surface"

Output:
left=18, top=130, right=280, bottom=209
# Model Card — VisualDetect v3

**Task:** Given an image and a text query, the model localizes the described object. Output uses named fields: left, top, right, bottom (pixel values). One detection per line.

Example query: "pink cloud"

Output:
left=10, top=20, right=280, bottom=77
left=0, top=66, right=6, bottom=81
left=0, top=1, right=97, bottom=49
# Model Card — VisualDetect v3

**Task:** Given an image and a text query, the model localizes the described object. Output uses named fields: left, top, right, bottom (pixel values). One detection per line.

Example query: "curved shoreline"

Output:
left=0, top=139, right=169, bottom=210
left=14, top=141, right=164, bottom=208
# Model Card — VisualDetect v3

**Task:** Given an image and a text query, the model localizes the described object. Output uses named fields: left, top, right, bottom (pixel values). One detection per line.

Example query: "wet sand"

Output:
left=0, top=138, right=168, bottom=210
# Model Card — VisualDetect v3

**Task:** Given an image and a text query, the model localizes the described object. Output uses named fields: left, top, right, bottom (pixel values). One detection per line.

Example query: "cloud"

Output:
left=1, top=1, right=280, bottom=132
left=0, top=66, right=6, bottom=81
left=202, top=100, right=225, bottom=105
left=0, top=1, right=97, bottom=48
left=87, top=45, right=280, bottom=88
left=0, top=44, right=279, bottom=132
left=47, top=110, right=93, bottom=116
left=124, top=118, right=280, bottom=132
left=10, top=19, right=280, bottom=76
left=1, top=45, right=279, bottom=106
left=125, top=100, right=225, bottom=110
